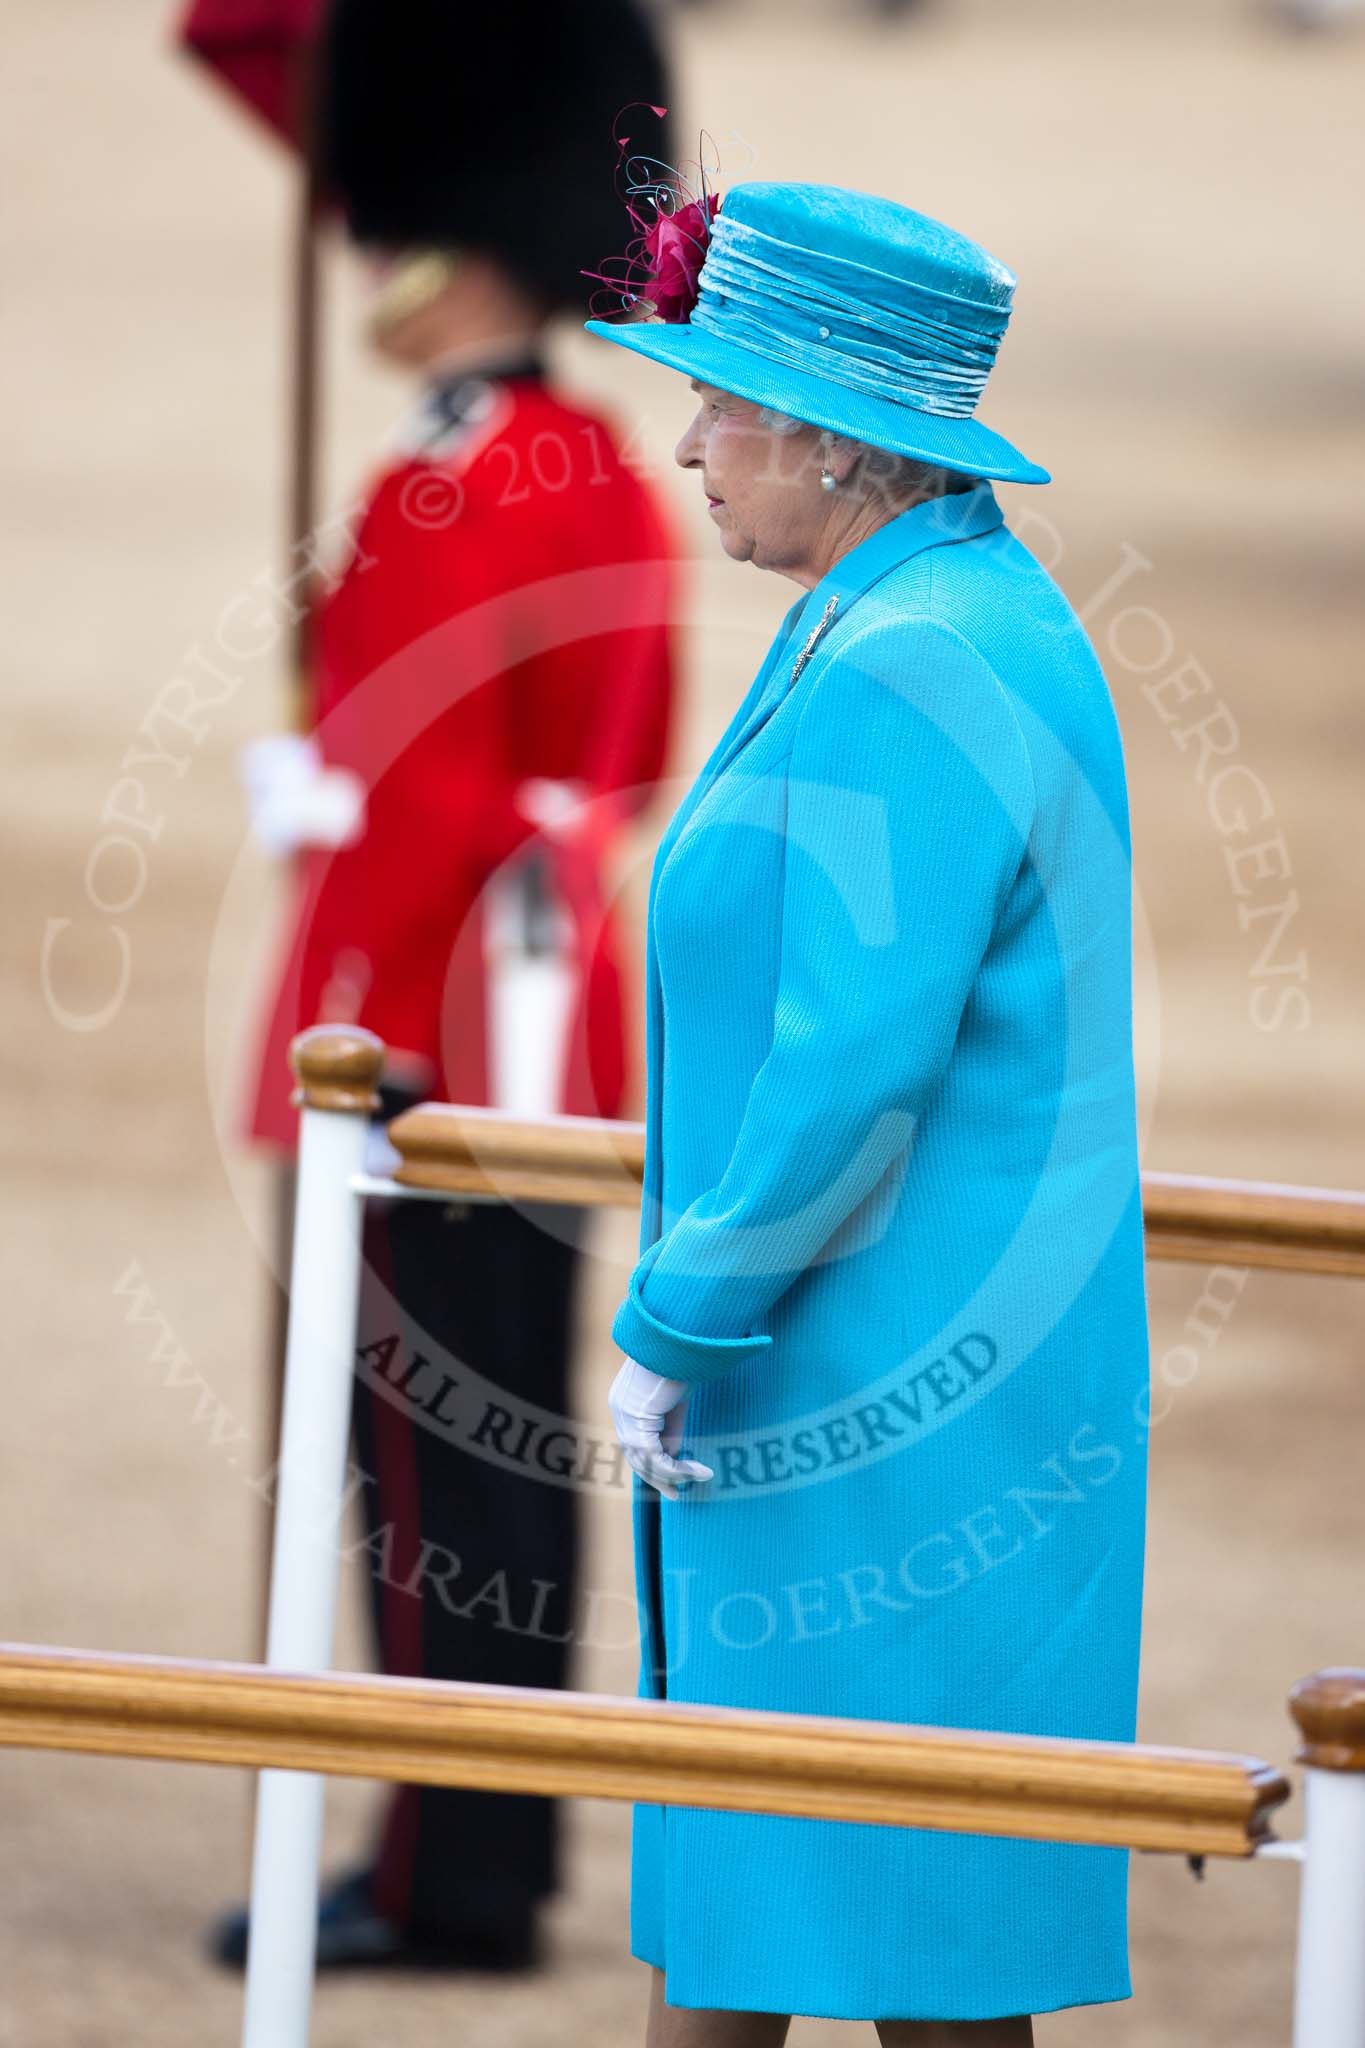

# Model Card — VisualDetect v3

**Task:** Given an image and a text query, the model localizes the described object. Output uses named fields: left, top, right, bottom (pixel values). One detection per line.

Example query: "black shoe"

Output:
left=207, top=1867, right=543, bottom=1974
left=406, top=1918, right=544, bottom=1974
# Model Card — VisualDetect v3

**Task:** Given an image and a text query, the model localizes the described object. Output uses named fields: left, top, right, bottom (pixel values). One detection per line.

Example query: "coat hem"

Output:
left=632, top=1961, right=1133, bottom=2024
left=642, top=1974, right=1129, bottom=2023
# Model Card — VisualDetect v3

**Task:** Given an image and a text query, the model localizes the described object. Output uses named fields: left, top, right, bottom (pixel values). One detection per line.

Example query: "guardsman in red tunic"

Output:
left=244, top=343, right=677, bottom=1143
left=214, top=0, right=678, bottom=1971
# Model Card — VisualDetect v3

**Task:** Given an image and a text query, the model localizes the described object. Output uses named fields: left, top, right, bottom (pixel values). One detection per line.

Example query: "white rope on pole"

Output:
left=240, top=1030, right=382, bottom=2048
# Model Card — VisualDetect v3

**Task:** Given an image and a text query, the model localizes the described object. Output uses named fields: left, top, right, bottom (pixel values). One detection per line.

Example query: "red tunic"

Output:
left=243, top=372, right=679, bottom=1148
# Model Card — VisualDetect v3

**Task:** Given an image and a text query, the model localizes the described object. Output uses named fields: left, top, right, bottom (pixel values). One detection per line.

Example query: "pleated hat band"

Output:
left=687, top=186, right=1017, bottom=423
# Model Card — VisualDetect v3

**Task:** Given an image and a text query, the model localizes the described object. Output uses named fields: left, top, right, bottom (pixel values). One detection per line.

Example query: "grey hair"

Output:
left=753, top=402, right=978, bottom=503
left=753, top=403, right=807, bottom=437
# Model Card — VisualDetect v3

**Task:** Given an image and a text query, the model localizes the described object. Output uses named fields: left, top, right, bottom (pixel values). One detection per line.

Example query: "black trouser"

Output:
left=275, top=1096, right=585, bottom=1940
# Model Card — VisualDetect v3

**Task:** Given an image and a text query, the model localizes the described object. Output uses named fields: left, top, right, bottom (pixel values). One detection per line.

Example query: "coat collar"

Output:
left=799, top=478, right=1003, bottom=621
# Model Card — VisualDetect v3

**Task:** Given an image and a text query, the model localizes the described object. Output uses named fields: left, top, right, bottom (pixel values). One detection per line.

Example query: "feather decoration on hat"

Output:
left=585, top=120, right=722, bottom=323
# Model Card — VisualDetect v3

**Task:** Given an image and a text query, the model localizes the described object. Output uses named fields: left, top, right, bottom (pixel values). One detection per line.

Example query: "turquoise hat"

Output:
left=584, top=181, right=1048, bottom=486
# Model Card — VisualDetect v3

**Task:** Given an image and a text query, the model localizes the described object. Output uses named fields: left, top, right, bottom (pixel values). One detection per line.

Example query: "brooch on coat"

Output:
left=789, top=595, right=841, bottom=686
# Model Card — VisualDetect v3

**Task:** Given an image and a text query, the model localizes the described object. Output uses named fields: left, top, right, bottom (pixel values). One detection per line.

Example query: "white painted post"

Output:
left=1290, top=1671, right=1365, bottom=2048
left=241, top=1026, right=385, bottom=2048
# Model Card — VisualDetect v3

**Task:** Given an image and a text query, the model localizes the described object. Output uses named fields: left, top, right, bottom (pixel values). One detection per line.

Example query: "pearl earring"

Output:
left=819, top=467, right=837, bottom=492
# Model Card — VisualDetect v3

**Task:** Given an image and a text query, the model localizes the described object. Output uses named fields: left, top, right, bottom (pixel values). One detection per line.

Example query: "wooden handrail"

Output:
left=387, top=1106, right=1365, bottom=1278
left=1140, top=1171, right=1365, bottom=1278
left=0, top=1645, right=1287, bottom=1858
left=390, top=1103, right=645, bottom=1208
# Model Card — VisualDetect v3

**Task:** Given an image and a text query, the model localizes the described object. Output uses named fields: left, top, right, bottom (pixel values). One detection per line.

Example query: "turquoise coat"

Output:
left=610, top=483, right=1149, bottom=2023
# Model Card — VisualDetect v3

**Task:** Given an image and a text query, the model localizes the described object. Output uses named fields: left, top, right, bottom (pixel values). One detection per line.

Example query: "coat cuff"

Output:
left=610, top=1243, right=774, bottom=1386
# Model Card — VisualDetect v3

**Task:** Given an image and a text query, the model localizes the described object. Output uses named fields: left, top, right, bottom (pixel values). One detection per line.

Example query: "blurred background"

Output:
left=1, top=0, right=1362, bottom=2042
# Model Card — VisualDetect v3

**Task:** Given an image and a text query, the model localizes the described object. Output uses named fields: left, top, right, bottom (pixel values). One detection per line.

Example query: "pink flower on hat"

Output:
left=638, top=192, right=720, bottom=322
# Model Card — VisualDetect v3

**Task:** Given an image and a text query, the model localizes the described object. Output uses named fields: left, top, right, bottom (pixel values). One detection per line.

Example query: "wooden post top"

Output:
left=289, top=1026, right=385, bottom=1115
left=1290, top=1671, right=1365, bottom=1771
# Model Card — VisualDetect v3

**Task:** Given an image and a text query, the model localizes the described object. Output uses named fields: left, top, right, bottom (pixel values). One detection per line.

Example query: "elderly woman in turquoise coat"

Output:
left=587, top=181, right=1149, bottom=2046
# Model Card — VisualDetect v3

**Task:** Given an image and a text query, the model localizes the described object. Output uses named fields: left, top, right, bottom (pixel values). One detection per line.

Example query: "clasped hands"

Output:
left=607, top=1356, right=714, bottom=1501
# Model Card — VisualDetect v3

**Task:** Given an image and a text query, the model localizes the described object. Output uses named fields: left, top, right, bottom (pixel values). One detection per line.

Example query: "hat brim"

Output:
left=583, top=317, right=1050, bottom=486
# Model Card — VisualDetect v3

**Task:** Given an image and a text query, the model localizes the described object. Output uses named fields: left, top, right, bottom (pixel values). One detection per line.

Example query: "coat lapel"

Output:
left=687, top=595, right=806, bottom=796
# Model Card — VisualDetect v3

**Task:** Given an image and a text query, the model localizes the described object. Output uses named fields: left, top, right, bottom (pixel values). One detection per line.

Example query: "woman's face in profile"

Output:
left=675, top=380, right=827, bottom=579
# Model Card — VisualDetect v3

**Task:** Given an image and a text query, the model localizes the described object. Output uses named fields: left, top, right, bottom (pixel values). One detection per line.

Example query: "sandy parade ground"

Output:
left=2, top=0, right=1363, bottom=2042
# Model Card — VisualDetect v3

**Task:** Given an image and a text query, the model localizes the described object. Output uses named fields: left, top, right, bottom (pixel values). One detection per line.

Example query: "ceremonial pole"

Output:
left=285, top=35, right=322, bottom=730
left=261, top=24, right=325, bottom=1679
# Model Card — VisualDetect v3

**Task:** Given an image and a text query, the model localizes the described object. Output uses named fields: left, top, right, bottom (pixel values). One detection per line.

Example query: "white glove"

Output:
left=513, top=776, right=588, bottom=838
left=607, top=1355, right=714, bottom=1500
left=239, top=733, right=367, bottom=859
